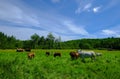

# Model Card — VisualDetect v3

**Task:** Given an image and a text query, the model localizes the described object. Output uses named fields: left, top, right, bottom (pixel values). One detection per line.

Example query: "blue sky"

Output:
left=0, top=0, right=120, bottom=41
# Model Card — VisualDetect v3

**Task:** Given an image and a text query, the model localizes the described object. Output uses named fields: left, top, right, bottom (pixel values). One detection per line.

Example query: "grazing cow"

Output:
left=70, top=52, right=79, bottom=60
left=96, top=53, right=102, bottom=56
left=28, top=52, right=35, bottom=59
left=25, top=48, right=31, bottom=52
left=54, top=52, right=61, bottom=57
left=16, top=48, right=24, bottom=52
left=46, top=52, right=50, bottom=56
left=78, top=49, right=96, bottom=61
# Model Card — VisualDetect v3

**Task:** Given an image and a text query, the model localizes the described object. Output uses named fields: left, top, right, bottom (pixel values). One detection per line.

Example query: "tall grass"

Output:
left=0, top=49, right=120, bottom=79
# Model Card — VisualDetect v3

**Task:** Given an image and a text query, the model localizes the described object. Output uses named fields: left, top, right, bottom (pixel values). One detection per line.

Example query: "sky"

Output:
left=0, top=0, right=120, bottom=41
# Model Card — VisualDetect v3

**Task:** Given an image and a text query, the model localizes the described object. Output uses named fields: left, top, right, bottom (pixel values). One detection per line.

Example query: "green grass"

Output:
left=0, top=49, right=120, bottom=79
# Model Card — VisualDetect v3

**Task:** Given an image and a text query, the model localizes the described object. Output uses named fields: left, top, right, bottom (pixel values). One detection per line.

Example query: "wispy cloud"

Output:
left=101, top=25, right=120, bottom=37
left=102, top=29, right=116, bottom=35
left=84, top=3, right=92, bottom=10
left=63, top=21, right=88, bottom=35
left=75, top=3, right=92, bottom=14
left=0, top=25, right=49, bottom=40
left=75, top=0, right=110, bottom=14
left=93, top=6, right=101, bottom=13
left=0, top=0, right=90, bottom=41
left=0, top=0, right=40, bottom=27
left=75, top=0, right=93, bottom=14
left=0, top=0, right=119, bottom=41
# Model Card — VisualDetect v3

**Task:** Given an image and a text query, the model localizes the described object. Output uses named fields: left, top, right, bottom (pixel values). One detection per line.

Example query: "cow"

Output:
left=70, top=52, right=79, bottom=60
left=28, top=52, right=35, bottom=59
left=78, top=49, right=96, bottom=61
left=54, top=52, right=61, bottom=57
left=16, top=48, right=24, bottom=52
left=25, top=48, right=31, bottom=52
left=46, top=52, right=50, bottom=56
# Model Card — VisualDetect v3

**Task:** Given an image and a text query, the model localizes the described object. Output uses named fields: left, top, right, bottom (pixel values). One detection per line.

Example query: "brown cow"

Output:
left=25, top=48, right=31, bottom=52
left=54, top=52, right=61, bottom=57
left=28, top=52, right=35, bottom=59
left=46, top=52, right=50, bottom=56
left=16, top=48, right=24, bottom=52
left=70, top=52, right=79, bottom=60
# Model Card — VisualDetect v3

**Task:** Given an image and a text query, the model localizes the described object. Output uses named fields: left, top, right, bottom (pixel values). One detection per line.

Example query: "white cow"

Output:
left=78, top=49, right=96, bottom=61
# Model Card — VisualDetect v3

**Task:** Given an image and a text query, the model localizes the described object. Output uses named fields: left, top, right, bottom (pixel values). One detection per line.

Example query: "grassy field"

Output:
left=0, top=49, right=120, bottom=79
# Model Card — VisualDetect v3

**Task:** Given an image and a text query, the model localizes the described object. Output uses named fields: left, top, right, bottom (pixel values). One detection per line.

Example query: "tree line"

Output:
left=0, top=32, right=120, bottom=50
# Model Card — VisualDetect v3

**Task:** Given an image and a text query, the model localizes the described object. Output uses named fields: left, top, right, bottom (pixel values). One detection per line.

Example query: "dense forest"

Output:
left=0, top=32, right=120, bottom=50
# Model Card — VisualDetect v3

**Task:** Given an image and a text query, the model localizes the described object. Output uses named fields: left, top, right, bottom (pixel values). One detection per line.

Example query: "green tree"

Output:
left=23, top=40, right=32, bottom=49
left=0, top=32, right=7, bottom=49
left=31, top=33, right=40, bottom=49
left=15, top=40, right=23, bottom=48
left=54, top=36, right=62, bottom=49
left=7, top=36, right=16, bottom=49
left=46, top=32, right=55, bottom=49
left=38, top=36, right=45, bottom=49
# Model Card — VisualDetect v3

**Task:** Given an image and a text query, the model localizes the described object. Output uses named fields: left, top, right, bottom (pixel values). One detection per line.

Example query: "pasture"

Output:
left=0, top=49, right=120, bottom=79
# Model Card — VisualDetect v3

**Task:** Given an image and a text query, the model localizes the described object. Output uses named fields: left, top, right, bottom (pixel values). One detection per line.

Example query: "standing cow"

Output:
left=54, top=52, right=61, bottom=57
left=16, top=48, right=24, bottom=52
left=25, top=48, right=31, bottom=52
left=70, top=52, right=79, bottom=60
left=78, top=49, right=96, bottom=61
left=28, top=52, right=35, bottom=59
left=46, top=52, right=50, bottom=56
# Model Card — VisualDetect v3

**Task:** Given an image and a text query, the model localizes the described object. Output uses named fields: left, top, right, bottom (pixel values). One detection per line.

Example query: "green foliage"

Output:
left=0, top=32, right=17, bottom=49
left=63, top=38, right=120, bottom=50
left=0, top=49, right=120, bottom=79
left=31, top=33, right=40, bottom=49
left=0, top=31, right=120, bottom=50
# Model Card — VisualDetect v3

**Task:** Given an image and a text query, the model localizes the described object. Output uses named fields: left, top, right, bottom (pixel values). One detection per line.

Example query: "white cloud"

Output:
left=93, top=25, right=120, bottom=38
left=75, top=0, right=93, bottom=14
left=0, top=25, right=49, bottom=40
left=102, top=29, right=116, bottom=35
left=84, top=3, right=92, bottom=10
left=101, top=25, right=120, bottom=37
left=0, top=0, right=40, bottom=27
left=93, top=6, right=101, bottom=13
left=63, top=21, right=88, bottom=35
left=0, top=0, right=95, bottom=41
left=0, top=24, right=88, bottom=41
left=75, top=3, right=92, bottom=14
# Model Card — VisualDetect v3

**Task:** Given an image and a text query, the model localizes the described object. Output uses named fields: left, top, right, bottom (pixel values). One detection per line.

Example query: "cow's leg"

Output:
left=81, top=55, right=85, bottom=62
left=91, top=55, right=96, bottom=61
